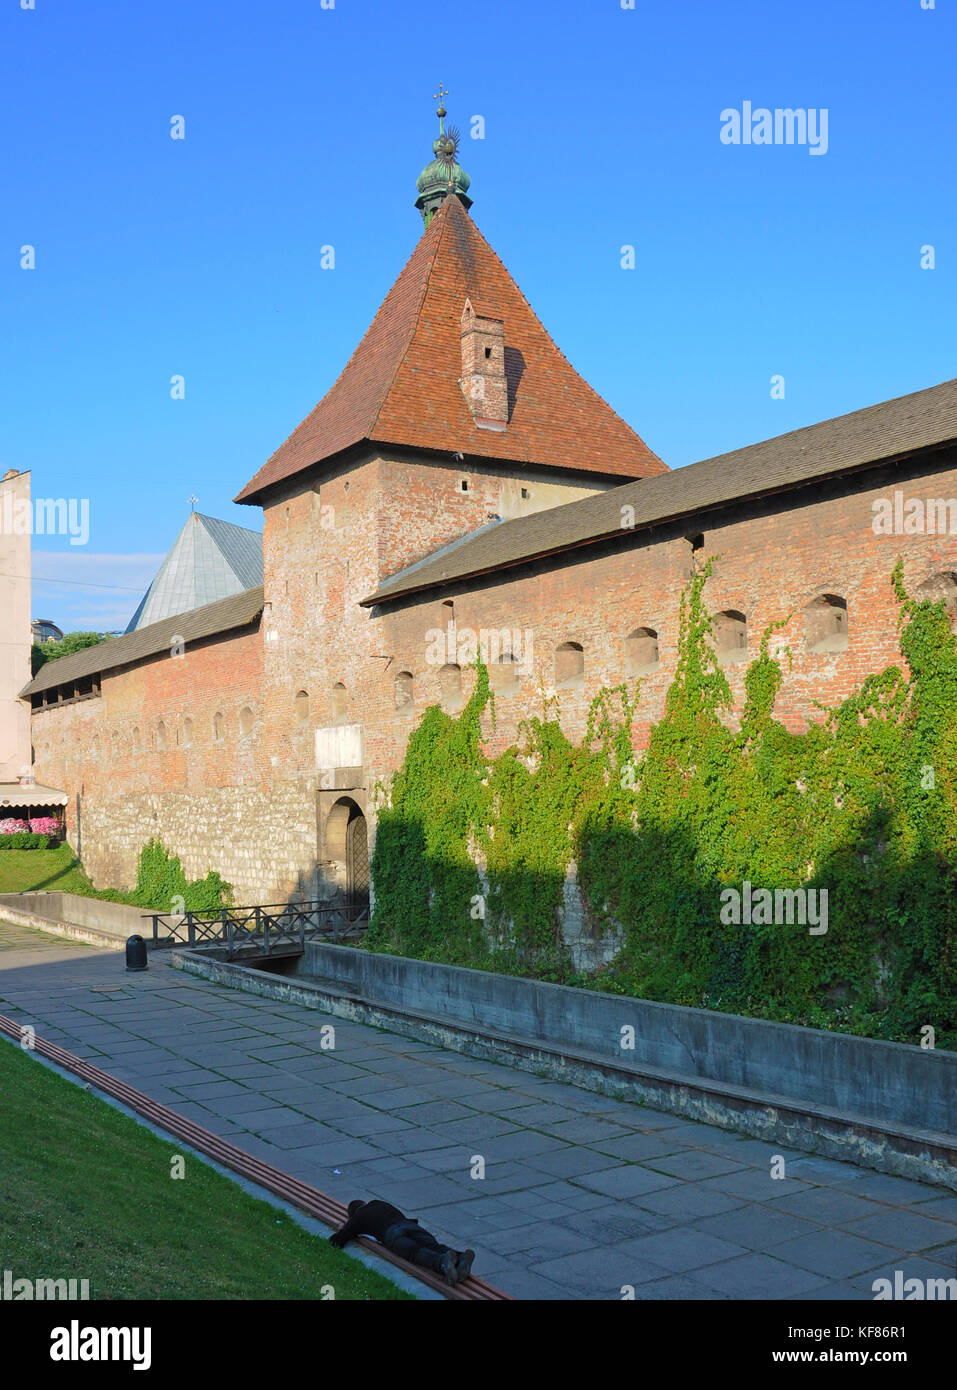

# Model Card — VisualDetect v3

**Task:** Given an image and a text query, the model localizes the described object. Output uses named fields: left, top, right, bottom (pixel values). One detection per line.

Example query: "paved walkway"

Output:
left=2, top=919, right=956, bottom=1300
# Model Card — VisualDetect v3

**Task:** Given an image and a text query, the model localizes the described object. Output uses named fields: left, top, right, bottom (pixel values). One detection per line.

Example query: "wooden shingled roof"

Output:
left=22, top=587, right=265, bottom=698
left=362, top=376, right=957, bottom=607
left=235, top=196, right=666, bottom=504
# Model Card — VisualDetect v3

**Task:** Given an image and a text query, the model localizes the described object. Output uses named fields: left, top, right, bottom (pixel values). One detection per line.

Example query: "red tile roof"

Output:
left=235, top=196, right=667, bottom=504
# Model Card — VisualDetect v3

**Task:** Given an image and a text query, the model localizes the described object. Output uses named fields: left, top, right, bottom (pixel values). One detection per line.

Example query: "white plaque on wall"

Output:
left=315, top=723, right=363, bottom=771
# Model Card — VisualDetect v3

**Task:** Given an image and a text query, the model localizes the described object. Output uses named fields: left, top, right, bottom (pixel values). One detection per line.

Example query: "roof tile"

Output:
left=235, top=197, right=665, bottom=503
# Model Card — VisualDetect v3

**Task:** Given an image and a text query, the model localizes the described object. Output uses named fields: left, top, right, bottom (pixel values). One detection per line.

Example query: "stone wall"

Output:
left=295, top=941, right=957, bottom=1147
left=73, top=779, right=318, bottom=905
left=28, top=619, right=313, bottom=902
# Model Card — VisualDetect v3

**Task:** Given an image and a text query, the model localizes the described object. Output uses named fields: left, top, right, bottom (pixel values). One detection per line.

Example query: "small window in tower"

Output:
left=485, top=346, right=492, bottom=359
left=521, top=488, right=529, bottom=500
left=460, top=479, right=469, bottom=492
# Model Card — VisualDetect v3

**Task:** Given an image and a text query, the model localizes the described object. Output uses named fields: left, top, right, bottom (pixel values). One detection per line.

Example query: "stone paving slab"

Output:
left=692, top=1205, right=820, bottom=1250
left=690, top=1253, right=830, bottom=1299
left=2, top=917, right=957, bottom=1302
left=771, top=1229, right=897, bottom=1279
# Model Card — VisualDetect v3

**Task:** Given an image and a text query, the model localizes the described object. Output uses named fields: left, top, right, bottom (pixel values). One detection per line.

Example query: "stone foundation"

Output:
left=72, top=779, right=321, bottom=906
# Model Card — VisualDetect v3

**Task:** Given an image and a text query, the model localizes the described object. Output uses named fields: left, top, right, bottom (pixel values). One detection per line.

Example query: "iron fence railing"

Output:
left=144, top=899, right=369, bottom=958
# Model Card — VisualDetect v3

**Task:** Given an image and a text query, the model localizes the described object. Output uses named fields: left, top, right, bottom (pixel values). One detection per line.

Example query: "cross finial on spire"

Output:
left=416, top=85, right=472, bottom=224
left=433, top=83, right=449, bottom=134
left=188, top=495, right=198, bottom=512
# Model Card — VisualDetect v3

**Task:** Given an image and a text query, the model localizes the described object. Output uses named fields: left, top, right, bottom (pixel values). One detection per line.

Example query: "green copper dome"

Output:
left=415, top=90, right=473, bottom=225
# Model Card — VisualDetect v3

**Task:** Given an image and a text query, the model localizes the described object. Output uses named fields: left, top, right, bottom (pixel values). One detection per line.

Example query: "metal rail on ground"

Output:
left=0, top=1014, right=513, bottom=1302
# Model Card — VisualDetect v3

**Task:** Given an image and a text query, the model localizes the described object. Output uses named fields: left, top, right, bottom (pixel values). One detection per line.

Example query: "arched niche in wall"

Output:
left=625, top=627, right=659, bottom=677
left=554, top=641, right=584, bottom=690
left=394, top=671, right=414, bottom=711
left=713, top=610, right=748, bottom=665
left=438, top=663, right=463, bottom=712
left=804, top=594, right=849, bottom=653
left=915, top=571, right=957, bottom=633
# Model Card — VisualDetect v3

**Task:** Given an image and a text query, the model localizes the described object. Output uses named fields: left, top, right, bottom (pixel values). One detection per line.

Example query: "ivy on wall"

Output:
left=92, top=838, right=233, bottom=913
left=367, top=563, right=957, bottom=1048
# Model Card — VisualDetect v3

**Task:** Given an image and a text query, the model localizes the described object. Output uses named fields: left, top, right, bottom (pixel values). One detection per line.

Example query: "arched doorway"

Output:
left=324, top=797, right=369, bottom=917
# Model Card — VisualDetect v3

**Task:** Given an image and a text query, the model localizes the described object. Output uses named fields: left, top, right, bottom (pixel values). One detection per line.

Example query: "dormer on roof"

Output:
left=460, top=298, right=507, bottom=432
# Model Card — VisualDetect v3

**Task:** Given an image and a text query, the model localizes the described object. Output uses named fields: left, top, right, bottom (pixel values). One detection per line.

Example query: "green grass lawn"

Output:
left=0, top=845, right=126, bottom=900
left=0, top=1040, right=413, bottom=1300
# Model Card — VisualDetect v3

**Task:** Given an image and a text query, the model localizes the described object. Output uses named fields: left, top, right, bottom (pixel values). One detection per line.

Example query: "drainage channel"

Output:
left=0, top=1014, right=513, bottom=1303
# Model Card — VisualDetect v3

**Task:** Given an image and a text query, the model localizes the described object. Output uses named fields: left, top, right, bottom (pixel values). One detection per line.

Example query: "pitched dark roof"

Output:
left=23, top=587, right=264, bottom=697
left=362, top=376, right=957, bottom=607
left=235, top=196, right=666, bottom=503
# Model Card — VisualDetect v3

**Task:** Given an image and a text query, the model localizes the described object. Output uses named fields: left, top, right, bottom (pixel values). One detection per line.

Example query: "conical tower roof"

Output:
left=236, top=195, right=666, bottom=504
left=125, top=512, right=263, bottom=633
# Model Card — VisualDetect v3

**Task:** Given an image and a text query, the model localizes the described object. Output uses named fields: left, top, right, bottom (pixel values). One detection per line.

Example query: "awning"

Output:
left=0, top=783, right=69, bottom=808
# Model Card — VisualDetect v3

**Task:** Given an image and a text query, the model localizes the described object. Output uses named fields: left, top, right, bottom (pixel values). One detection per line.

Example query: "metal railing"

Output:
left=145, top=899, right=369, bottom=958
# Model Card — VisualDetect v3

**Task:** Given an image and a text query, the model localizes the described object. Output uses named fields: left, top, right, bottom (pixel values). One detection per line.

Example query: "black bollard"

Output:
left=125, top=935, right=148, bottom=972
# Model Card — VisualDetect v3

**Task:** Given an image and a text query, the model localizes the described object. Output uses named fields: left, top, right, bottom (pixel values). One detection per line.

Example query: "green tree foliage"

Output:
left=31, top=630, right=112, bottom=677
left=368, top=564, right=957, bottom=1048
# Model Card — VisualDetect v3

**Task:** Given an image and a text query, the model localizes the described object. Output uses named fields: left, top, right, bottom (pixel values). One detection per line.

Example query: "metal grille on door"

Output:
left=346, top=813, right=369, bottom=908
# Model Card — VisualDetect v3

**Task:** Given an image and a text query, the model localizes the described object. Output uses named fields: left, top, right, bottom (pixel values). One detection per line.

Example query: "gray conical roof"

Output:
left=125, top=512, right=263, bottom=633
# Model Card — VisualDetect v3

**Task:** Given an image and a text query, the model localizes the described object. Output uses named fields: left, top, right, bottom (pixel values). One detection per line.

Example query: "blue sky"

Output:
left=2, top=0, right=953, bottom=631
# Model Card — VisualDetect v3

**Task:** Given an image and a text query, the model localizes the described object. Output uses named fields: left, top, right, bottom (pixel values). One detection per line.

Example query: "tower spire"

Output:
left=435, top=83, right=449, bottom=138
left=415, top=85, right=472, bottom=226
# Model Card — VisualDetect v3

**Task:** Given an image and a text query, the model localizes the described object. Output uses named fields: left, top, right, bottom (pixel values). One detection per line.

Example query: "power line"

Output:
left=0, top=570, right=145, bottom=592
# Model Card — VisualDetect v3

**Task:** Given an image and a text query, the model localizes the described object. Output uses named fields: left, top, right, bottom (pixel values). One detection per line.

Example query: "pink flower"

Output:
left=29, top=816, right=60, bottom=836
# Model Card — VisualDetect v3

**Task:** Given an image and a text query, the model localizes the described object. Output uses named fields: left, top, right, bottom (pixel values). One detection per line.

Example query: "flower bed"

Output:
left=29, top=816, right=61, bottom=838
left=0, top=816, right=62, bottom=849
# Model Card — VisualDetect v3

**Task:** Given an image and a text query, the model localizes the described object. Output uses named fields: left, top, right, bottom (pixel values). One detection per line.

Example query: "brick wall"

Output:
left=29, top=622, right=320, bottom=900
left=27, top=445, right=957, bottom=905
left=371, top=449, right=957, bottom=757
